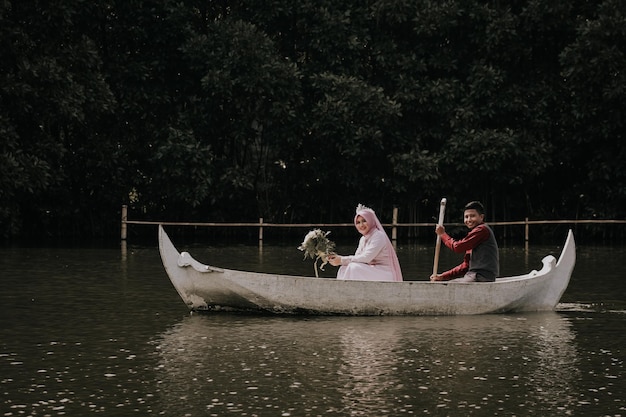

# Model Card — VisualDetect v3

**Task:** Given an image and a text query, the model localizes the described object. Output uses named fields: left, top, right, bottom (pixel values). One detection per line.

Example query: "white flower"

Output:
left=298, top=229, right=336, bottom=277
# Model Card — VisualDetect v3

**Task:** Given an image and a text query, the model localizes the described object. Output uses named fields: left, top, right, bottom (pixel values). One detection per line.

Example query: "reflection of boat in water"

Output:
left=159, top=225, right=576, bottom=315
left=334, top=325, right=402, bottom=413
left=152, top=312, right=580, bottom=415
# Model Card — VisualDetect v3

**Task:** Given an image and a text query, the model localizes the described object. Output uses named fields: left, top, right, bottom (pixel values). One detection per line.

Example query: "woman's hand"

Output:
left=327, top=254, right=342, bottom=267
left=430, top=273, right=444, bottom=282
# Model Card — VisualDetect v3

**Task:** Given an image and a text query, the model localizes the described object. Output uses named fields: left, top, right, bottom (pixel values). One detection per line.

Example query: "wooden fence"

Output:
left=120, top=205, right=626, bottom=243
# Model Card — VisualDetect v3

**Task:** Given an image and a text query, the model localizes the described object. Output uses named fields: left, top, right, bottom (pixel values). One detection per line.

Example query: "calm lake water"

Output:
left=1, top=233, right=625, bottom=416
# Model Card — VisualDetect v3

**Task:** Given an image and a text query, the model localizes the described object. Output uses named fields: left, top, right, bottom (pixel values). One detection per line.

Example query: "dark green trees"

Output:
left=1, top=0, right=623, bottom=237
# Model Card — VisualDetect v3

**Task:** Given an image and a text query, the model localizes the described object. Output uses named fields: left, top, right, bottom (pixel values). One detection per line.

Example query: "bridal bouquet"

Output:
left=298, top=229, right=336, bottom=277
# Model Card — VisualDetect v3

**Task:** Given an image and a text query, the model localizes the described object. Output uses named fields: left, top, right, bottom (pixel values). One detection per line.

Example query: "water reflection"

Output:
left=153, top=312, right=581, bottom=416
left=1, top=241, right=624, bottom=416
left=333, top=324, right=402, bottom=415
left=531, top=314, right=580, bottom=409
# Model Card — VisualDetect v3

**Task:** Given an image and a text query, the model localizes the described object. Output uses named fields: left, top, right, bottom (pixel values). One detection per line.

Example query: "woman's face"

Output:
left=355, top=215, right=370, bottom=235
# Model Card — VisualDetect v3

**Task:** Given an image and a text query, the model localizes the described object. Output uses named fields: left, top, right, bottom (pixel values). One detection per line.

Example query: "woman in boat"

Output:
left=328, top=204, right=403, bottom=282
left=430, top=200, right=499, bottom=282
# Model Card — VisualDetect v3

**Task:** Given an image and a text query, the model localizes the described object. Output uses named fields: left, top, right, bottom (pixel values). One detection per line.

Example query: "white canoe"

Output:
left=158, top=225, right=575, bottom=315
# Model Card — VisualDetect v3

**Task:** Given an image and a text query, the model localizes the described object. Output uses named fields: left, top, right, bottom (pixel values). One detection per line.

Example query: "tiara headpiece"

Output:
left=356, top=203, right=374, bottom=213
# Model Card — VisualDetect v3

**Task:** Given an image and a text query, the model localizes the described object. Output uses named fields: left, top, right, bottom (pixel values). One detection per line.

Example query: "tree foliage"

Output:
left=0, top=0, right=623, bottom=238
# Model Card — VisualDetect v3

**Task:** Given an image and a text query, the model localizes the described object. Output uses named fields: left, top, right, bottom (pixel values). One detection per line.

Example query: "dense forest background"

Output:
left=1, top=0, right=624, bottom=239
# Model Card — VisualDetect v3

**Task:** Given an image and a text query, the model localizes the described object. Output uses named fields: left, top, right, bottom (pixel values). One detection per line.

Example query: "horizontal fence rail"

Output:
left=121, top=205, right=626, bottom=242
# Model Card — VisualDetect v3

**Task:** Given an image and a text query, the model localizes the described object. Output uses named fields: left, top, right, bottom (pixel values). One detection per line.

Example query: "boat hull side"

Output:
left=158, top=225, right=575, bottom=316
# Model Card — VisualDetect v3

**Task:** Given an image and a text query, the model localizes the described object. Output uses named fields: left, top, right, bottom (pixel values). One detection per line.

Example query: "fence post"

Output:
left=525, top=217, right=529, bottom=242
left=259, top=217, right=264, bottom=243
left=392, top=207, right=398, bottom=241
left=121, top=205, right=128, bottom=240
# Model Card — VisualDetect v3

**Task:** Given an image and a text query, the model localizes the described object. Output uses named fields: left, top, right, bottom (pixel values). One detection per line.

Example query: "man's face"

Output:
left=464, top=209, right=484, bottom=229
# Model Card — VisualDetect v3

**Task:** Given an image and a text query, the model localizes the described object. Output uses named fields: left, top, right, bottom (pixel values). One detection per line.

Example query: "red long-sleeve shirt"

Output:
left=439, top=223, right=499, bottom=281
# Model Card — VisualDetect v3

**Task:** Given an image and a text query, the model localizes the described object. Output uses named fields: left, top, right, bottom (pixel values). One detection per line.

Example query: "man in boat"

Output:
left=430, top=201, right=499, bottom=282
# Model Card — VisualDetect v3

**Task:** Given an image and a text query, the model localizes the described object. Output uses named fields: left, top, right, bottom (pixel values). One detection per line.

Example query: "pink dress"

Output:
left=337, top=228, right=400, bottom=282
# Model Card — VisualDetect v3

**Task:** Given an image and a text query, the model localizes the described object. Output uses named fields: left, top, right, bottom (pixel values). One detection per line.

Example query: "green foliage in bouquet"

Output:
left=298, top=229, right=336, bottom=277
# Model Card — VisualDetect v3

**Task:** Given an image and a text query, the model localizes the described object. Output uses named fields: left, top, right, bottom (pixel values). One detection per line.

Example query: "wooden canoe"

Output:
left=158, top=225, right=575, bottom=315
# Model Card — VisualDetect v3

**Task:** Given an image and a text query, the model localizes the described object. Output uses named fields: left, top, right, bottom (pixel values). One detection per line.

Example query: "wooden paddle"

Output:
left=432, top=198, right=447, bottom=276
